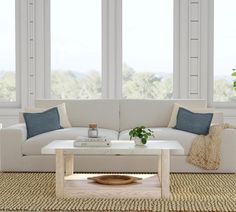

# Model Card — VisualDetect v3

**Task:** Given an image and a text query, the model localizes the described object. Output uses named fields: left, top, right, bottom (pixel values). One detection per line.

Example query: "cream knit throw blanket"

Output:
left=187, top=123, right=236, bottom=170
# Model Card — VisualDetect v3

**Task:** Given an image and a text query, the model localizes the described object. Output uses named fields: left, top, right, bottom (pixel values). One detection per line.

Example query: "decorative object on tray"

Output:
left=88, top=175, right=142, bottom=185
left=88, top=123, right=98, bottom=138
left=129, top=126, right=154, bottom=146
left=74, top=136, right=111, bottom=147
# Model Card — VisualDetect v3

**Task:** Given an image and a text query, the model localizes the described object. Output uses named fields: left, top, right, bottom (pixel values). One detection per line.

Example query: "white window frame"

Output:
left=208, top=0, right=236, bottom=108
left=44, top=0, right=178, bottom=100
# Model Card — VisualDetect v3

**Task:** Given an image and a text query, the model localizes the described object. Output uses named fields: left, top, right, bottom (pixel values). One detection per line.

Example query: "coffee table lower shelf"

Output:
left=63, top=174, right=162, bottom=198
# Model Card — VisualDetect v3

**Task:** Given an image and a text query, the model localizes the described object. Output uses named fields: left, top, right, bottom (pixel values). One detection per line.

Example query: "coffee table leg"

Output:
left=65, top=154, right=74, bottom=176
left=56, top=149, right=64, bottom=197
left=161, top=149, right=170, bottom=198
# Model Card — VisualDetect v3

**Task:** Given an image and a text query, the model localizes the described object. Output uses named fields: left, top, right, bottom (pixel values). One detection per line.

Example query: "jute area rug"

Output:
left=0, top=172, right=235, bottom=212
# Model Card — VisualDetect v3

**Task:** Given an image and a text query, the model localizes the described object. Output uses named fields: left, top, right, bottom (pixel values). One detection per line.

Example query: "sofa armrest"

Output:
left=0, top=123, right=27, bottom=170
left=220, top=128, right=236, bottom=171
left=2, top=123, right=27, bottom=140
left=221, top=128, right=236, bottom=146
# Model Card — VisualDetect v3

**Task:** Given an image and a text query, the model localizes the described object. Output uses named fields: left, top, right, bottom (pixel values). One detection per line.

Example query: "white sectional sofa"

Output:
left=1, top=99, right=236, bottom=173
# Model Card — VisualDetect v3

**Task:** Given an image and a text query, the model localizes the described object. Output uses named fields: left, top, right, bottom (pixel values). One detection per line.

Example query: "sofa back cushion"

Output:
left=174, top=107, right=213, bottom=135
left=168, top=103, right=224, bottom=128
left=19, top=103, right=71, bottom=128
left=35, top=99, right=120, bottom=131
left=20, top=99, right=208, bottom=131
left=23, top=107, right=61, bottom=138
left=119, top=99, right=207, bottom=131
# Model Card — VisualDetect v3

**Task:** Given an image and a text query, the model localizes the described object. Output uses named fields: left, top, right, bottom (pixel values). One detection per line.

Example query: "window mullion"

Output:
left=102, top=0, right=109, bottom=98
left=173, top=0, right=180, bottom=98
left=27, top=0, right=36, bottom=107
left=115, top=0, right=122, bottom=99
left=15, top=0, right=21, bottom=107
left=103, top=0, right=122, bottom=99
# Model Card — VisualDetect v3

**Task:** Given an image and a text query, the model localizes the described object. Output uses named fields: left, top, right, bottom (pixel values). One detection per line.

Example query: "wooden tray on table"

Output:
left=88, top=175, right=142, bottom=185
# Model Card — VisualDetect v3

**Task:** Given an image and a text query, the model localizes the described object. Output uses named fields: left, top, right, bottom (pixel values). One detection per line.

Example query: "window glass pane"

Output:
left=214, top=0, right=236, bottom=102
left=51, top=0, right=101, bottom=99
left=122, top=0, right=173, bottom=99
left=0, top=0, right=16, bottom=102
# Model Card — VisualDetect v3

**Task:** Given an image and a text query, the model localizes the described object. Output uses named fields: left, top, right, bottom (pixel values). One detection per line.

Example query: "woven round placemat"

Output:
left=0, top=172, right=235, bottom=212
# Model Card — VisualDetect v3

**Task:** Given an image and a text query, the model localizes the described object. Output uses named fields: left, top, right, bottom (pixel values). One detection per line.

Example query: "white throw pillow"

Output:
left=24, top=103, right=71, bottom=128
left=168, top=103, right=216, bottom=128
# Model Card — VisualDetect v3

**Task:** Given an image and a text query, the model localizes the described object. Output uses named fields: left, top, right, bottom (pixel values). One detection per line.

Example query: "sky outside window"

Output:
left=0, top=0, right=16, bottom=102
left=122, top=0, right=173, bottom=99
left=214, top=0, right=236, bottom=102
left=51, top=0, right=102, bottom=99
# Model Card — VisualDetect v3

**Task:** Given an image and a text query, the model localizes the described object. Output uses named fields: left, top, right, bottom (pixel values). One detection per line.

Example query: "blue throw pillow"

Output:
left=23, top=107, right=62, bottom=138
left=175, top=107, right=213, bottom=135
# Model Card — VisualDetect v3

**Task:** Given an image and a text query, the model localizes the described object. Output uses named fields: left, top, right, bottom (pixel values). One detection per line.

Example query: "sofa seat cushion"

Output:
left=119, top=128, right=197, bottom=155
left=22, top=127, right=119, bottom=155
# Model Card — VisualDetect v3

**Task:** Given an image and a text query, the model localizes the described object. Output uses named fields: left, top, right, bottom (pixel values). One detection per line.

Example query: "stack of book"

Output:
left=74, top=136, right=111, bottom=147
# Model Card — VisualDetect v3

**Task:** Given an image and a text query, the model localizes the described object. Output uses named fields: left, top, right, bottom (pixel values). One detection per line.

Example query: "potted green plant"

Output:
left=129, top=126, right=154, bottom=146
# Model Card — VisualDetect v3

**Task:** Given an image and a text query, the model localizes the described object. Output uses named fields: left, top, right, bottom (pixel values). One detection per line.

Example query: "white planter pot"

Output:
left=134, top=137, right=145, bottom=146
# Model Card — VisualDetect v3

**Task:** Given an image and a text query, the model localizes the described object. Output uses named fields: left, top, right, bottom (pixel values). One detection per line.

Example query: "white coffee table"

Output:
left=42, top=140, right=184, bottom=198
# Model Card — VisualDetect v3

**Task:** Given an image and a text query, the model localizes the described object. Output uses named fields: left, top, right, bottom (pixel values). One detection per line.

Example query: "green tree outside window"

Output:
left=232, top=69, right=236, bottom=90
